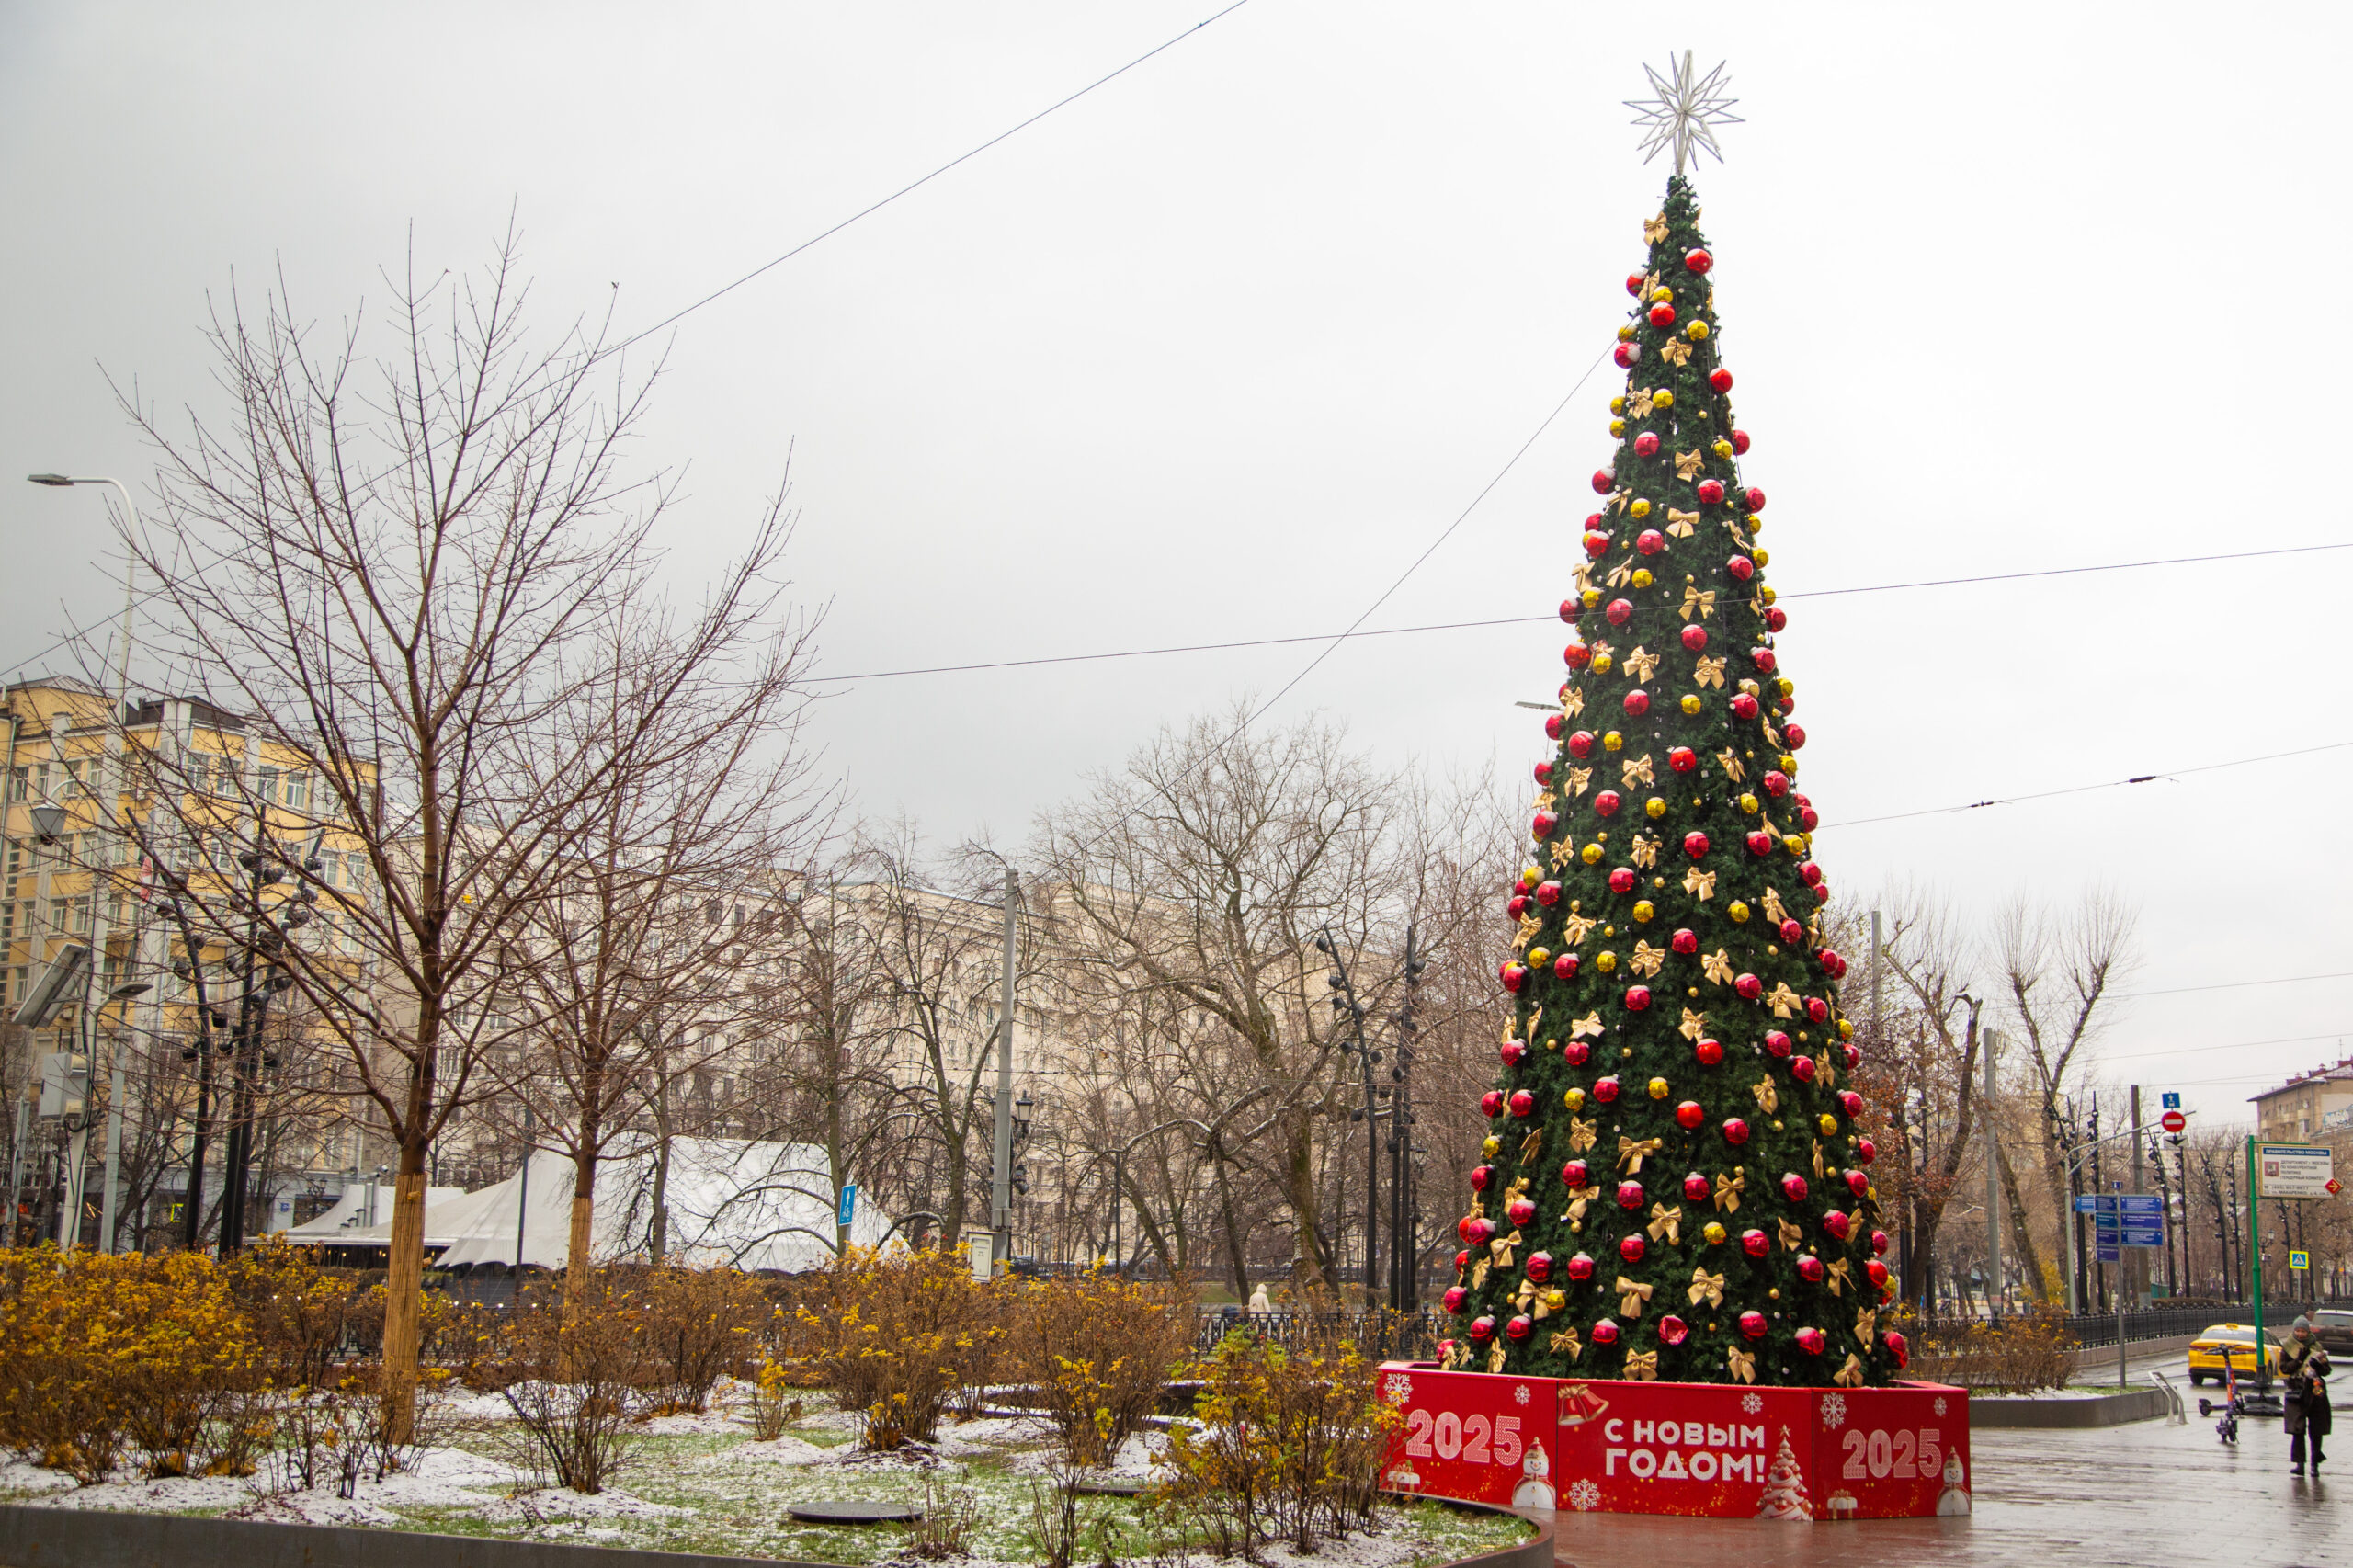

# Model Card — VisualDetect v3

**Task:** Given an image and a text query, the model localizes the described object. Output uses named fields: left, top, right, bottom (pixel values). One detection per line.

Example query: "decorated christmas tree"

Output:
left=1437, top=58, right=1904, bottom=1390
left=1755, top=1429, right=1814, bottom=1520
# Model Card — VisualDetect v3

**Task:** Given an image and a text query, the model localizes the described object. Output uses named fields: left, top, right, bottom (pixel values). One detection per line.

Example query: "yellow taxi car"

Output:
left=2187, top=1323, right=2281, bottom=1384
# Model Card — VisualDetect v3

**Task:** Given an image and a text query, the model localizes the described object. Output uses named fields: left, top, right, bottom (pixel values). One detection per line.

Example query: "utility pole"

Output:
left=2246, top=1135, right=2269, bottom=1387
left=1317, top=926, right=1376, bottom=1308
left=2127, top=1085, right=2145, bottom=1305
left=1982, top=1025, right=2001, bottom=1316
left=515, top=1100, right=532, bottom=1273
left=989, top=869, right=1017, bottom=1269
left=1390, top=921, right=1424, bottom=1312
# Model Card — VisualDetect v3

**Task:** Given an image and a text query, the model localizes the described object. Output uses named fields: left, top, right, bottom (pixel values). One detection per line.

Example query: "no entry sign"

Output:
left=2161, top=1110, right=2187, bottom=1133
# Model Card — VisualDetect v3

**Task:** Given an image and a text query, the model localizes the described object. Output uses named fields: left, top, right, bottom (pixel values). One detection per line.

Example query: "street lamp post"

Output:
left=27, top=475, right=148, bottom=1253
left=1317, top=926, right=1378, bottom=1309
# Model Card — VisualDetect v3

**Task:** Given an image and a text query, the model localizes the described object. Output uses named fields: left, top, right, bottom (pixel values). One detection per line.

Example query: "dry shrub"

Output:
left=748, top=1358, right=803, bottom=1440
left=1908, top=1304, right=2079, bottom=1393
left=1154, top=1324, right=1400, bottom=1560
left=0, top=1246, right=267, bottom=1483
left=638, top=1265, right=768, bottom=1414
left=438, top=1297, right=521, bottom=1391
left=1006, top=1269, right=1192, bottom=1467
left=222, top=1237, right=363, bottom=1392
left=497, top=1277, right=648, bottom=1494
left=786, top=1247, right=1010, bottom=1449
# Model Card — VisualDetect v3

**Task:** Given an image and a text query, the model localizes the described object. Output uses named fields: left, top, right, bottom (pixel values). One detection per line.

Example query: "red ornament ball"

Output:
left=1593, top=1319, right=1622, bottom=1346
left=1751, top=646, right=1778, bottom=675
left=1846, top=1169, right=1870, bottom=1199
left=1694, top=1037, right=1724, bottom=1066
left=1624, top=984, right=1653, bottom=1012
left=1738, top=1309, right=1768, bottom=1338
left=1870, top=1230, right=1891, bottom=1256
left=1682, top=1172, right=1711, bottom=1202
left=1480, top=1089, right=1506, bottom=1119
left=1679, top=628, right=1708, bottom=656
left=1616, top=1179, right=1645, bottom=1210
left=1591, top=469, right=1616, bottom=495
left=1508, top=1196, right=1538, bottom=1227
left=1508, top=1090, right=1535, bottom=1119
left=1648, top=302, right=1677, bottom=327
left=1839, top=1090, right=1865, bottom=1119
left=1684, top=248, right=1712, bottom=275
left=1762, top=770, right=1790, bottom=799
left=1885, top=1330, right=1909, bottom=1369
left=1764, top=1030, right=1792, bottom=1058
left=1731, top=429, right=1751, bottom=455
left=1766, top=606, right=1790, bottom=633
left=1442, top=1286, right=1466, bottom=1313
left=1856, top=1138, right=1877, bottom=1165
left=1506, top=1313, right=1533, bottom=1341
left=1561, top=1159, right=1590, bottom=1187
left=1533, top=760, right=1553, bottom=786
left=1583, top=530, right=1611, bottom=559
left=1741, top=1229, right=1768, bottom=1259
left=1727, top=554, right=1756, bottom=582
left=1671, top=927, right=1699, bottom=955
left=1619, top=1233, right=1645, bottom=1263
left=1797, top=1254, right=1826, bottom=1284
left=1594, top=1075, right=1621, bottom=1103
left=1506, top=893, right=1528, bottom=919
left=1536, top=879, right=1563, bottom=906
left=1744, top=486, right=1767, bottom=512
left=1468, top=1313, right=1496, bottom=1342
left=1527, top=1251, right=1553, bottom=1283
left=1563, top=1039, right=1590, bottom=1065
left=1499, top=1039, right=1525, bottom=1067
left=1675, top=1099, right=1705, bottom=1130
left=1800, top=860, right=1824, bottom=888
left=1806, top=996, right=1831, bottom=1024
left=1568, top=729, right=1596, bottom=757
left=1614, top=342, right=1639, bottom=369
left=1865, top=1259, right=1889, bottom=1290
left=1777, top=917, right=1802, bottom=946
left=1790, top=1054, right=1816, bottom=1084
left=1781, top=1172, right=1809, bottom=1203
left=1823, top=1210, right=1852, bottom=1242
left=1543, top=713, right=1565, bottom=741
left=1733, top=972, right=1763, bottom=1000
left=1469, top=1165, right=1493, bottom=1191
left=1696, top=478, right=1726, bottom=505
left=1659, top=1313, right=1690, bottom=1346
left=1624, top=273, right=1644, bottom=297
left=1636, top=528, right=1665, bottom=554
left=1623, top=689, right=1650, bottom=716
left=1606, top=597, right=1634, bottom=625
left=1608, top=867, right=1638, bottom=894
left=1564, top=642, right=1591, bottom=669
left=1633, top=432, right=1661, bottom=457
left=1683, top=831, right=1711, bottom=859
left=1722, top=1117, right=1750, bottom=1145
left=1553, top=952, right=1580, bottom=980
left=1730, top=691, right=1760, bottom=720
left=1795, top=1326, right=1826, bottom=1357
left=1530, top=812, right=1557, bottom=840
left=1668, top=744, right=1699, bottom=771
left=1800, top=806, right=1822, bottom=833
left=1454, top=1249, right=1471, bottom=1272
left=1745, top=831, right=1774, bottom=858
left=1710, top=367, right=1733, bottom=393
left=1567, top=1251, right=1597, bottom=1280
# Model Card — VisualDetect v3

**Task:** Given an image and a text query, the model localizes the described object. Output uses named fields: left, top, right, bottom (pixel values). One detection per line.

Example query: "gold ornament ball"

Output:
left=1617, top=324, right=1636, bottom=343
left=1728, top=901, right=1751, bottom=924
left=1751, top=546, right=1770, bottom=566
left=1631, top=568, right=1654, bottom=588
left=1686, top=320, right=1710, bottom=340
left=1703, top=1221, right=1727, bottom=1245
left=1769, top=1288, right=1780, bottom=1301
left=1546, top=1288, right=1567, bottom=1311
left=1632, top=900, right=1655, bottom=923
left=1758, top=585, right=1777, bottom=605
left=1630, top=498, right=1652, bottom=519
left=1740, top=792, right=1759, bottom=813
left=1651, top=286, right=1673, bottom=303
left=1645, top=796, right=1667, bottom=819
left=1654, top=390, right=1675, bottom=409
left=1592, top=653, right=1615, bottom=674
left=1563, top=1089, right=1586, bottom=1111
left=1647, top=1076, right=1670, bottom=1100
left=1610, top=395, right=1627, bottom=415
left=1521, top=866, right=1542, bottom=888
left=1711, top=438, right=1733, bottom=459
left=1782, top=834, right=1805, bottom=855
left=1837, top=1018, right=1855, bottom=1041
left=1610, top=419, right=1627, bottom=437
left=1597, top=950, right=1618, bottom=972
left=1680, top=694, right=1702, bottom=715
left=1581, top=843, right=1605, bottom=866
left=1583, top=587, right=1604, bottom=608
left=1483, top=1135, right=1502, bottom=1157
left=1781, top=756, right=1801, bottom=776
left=1775, top=676, right=1795, bottom=698
left=1818, top=1113, right=1839, bottom=1136
left=1528, top=946, right=1552, bottom=967
left=1604, top=731, right=1624, bottom=752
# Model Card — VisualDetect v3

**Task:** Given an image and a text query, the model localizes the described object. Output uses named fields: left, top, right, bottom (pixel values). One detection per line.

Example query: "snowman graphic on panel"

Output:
left=1511, top=1437, right=1555, bottom=1509
left=1935, top=1450, right=1971, bottom=1516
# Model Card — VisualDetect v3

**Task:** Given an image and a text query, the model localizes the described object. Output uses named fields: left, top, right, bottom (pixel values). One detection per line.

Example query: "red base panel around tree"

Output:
left=1378, top=1363, right=1970, bottom=1521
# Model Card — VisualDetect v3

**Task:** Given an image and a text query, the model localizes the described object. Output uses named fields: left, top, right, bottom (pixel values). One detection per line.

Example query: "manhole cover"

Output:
left=1074, top=1477, right=1146, bottom=1496
left=785, top=1500, right=926, bottom=1525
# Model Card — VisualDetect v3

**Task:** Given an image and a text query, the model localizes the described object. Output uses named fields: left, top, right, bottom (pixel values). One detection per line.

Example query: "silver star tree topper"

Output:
left=1626, top=51, right=1741, bottom=176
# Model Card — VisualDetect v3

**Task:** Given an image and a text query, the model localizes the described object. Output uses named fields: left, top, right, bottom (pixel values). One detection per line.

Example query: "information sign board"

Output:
left=2256, top=1143, right=2335, bottom=1199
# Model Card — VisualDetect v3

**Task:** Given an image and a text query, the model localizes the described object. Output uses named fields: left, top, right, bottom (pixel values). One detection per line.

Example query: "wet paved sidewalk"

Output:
left=1549, top=1357, right=2348, bottom=1568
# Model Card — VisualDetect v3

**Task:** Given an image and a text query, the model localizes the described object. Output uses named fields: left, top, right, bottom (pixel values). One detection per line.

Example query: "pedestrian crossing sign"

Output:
left=2289, top=1249, right=2310, bottom=1271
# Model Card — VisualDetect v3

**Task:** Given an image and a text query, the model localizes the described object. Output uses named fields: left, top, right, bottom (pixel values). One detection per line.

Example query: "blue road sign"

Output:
left=2161, top=1092, right=2182, bottom=1110
left=2073, top=1194, right=2101, bottom=1213
left=837, top=1184, right=858, bottom=1227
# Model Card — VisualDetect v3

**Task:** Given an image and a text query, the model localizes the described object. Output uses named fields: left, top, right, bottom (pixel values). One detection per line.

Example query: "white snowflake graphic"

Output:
left=1568, top=1479, right=1602, bottom=1512
left=1742, top=1392, right=1764, bottom=1415
left=1514, top=1383, right=1532, bottom=1406
left=1819, top=1393, right=1847, bottom=1428
left=1381, top=1373, right=1414, bottom=1407
left=1933, top=1396, right=1949, bottom=1417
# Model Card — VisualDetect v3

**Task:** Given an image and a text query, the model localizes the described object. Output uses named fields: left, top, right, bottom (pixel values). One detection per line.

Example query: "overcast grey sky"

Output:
left=5, top=2, right=2347, bottom=1126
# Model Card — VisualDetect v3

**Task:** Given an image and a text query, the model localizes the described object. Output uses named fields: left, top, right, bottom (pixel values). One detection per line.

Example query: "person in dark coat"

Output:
left=2282, top=1316, right=2332, bottom=1475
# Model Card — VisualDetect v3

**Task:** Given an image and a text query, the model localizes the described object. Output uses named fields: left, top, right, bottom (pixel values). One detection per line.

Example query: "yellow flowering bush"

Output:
left=787, top=1247, right=1012, bottom=1449
left=1005, top=1268, right=1193, bottom=1467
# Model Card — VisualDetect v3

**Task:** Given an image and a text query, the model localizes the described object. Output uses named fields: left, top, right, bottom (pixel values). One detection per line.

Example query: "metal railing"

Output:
left=1190, top=1309, right=1442, bottom=1361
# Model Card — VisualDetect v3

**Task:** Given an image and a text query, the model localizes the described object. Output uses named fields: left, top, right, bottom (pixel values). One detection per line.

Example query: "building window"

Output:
left=68, top=897, right=92, bottom=936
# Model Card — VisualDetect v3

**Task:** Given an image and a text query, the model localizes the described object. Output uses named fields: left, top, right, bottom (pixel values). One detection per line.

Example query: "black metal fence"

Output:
left=1190, top=1309, right=1443, bottom=1361
left=1913, top=1301, right=2351, bottom=1346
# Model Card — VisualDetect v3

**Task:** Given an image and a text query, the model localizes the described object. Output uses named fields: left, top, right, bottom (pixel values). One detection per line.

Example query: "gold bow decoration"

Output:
left=1683, top=867, right=1718, bottom=900
left=1751, top=1076, right=1779, bottom=1114
left=1726, top=1347, right=1756, bottom=1384
left=1824, top=1259, right=1852, bottom=1298
left=1692, top=654, right=1727, bottom=689
left=1524, top=1005, right=1544, bottom=1041
left=1563, top=1183, right=1602, bottom=1222
left=1549, top=1326, right=1584, bottom=1360
left=1518, top=1127, right=1545, bottom=1165
left=1762, top=721, right=1783, bottom=750
left=1627, top=387, right=1657, bottom=417
left=1514, top=1278, right=1552, bottom=1320
left=1608, top=490, right=1632, bottom=516
left=1471, top=1256, right=1492, bottom=1288
left=1812, top=1140, right=1826, bottom=1180
left=1833, top=1354, right=1866, bottom=1389
left=1617, top=1135, right=1665, bottom=1174
left=1624, top=1349, right=1661, bottom=1381
left=1565, top=766, right=1593, bottom=799
left=1856, top=1307, right=1879, bottom=1344
left=1777, top=1218, right=1804, bottom=1252
left=1549, top=839, right=1580, bottom=871
left=1816, top=1052, right=1838, bottom=1090
left=1606, top=559, right=1636, bottom=588
left=1489, top=1228, right=1523, bottom=1269
left=1680, top=585, right=1717, bottom=622
left=1568, top=1009, right=1605, bottom=1039
left=1487, top=1340, right=1509, bottom=1374
left=1615, top=1277, right=1654, bottom=1318
left=1678, top=1006, right=1708, bottom=1041
left=1722, top=516, right=1752, bottom=548
left=1647, top=1203, right=1683, bottom=1244
left=1702, top=949, right=1736, bottom=984
left=1562, top=685, right=1587, bottom=718
left=1572, top=561, right=1595, bottom=596
left=1689, top=1267, right=1726, bottom=1308
left=1513, top=915, right=1541, bottom=952
left=1761, top=886, right=1790, bottom=926
left=1530, top=789, right=1557, bottom=813
left=1658, top=338, right=1692, bottom=367
left=1673, top=449, right=1706, bottom=481
left=1623, top=648, right=1660, bottom=684
left=1643, top=214, right=1669, bottom=244
left=1631, top=834, right=1660, bottom=869
left=1623, top=751, right=1657, bottom=787
left=1569, top=1117, right=1598, bottom=1153
left=1630, top=940, right=1665, bottom=978
left=1716, top=747, right=1745, bottom=782
left=1767, top=982, right=1802, bottom=1018
left=1713, top=1171, right=1745, bottom=1212
left=1665, top=507, right=1699, bottom=538
left=1441, top=1341, right=1470, bottom=1370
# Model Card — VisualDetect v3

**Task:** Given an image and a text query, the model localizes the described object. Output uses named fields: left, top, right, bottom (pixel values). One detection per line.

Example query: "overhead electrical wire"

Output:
left=1830, top=739, right=2353, bottom=828
left=808, top=540, right=2353, bottom=684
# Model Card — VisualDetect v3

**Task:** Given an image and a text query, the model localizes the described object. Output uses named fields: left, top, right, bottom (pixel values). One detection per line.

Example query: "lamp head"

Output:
left=26, top=473, right=74, bottom=487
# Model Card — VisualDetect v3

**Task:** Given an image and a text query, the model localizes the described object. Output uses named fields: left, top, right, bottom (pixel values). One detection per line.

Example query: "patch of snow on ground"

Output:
left=0, top=1458, right=77, bottom=1495
left=710, top=1433, right=829, bottom=1467
left=223, top=1492, right=403, bottom=1528
left=481, top=1484, right=686, bottom=1522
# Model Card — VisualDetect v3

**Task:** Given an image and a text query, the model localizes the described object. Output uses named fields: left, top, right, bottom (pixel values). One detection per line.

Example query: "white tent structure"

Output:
left=292, top=1136, right=891, bottom=1272
left=285, top=1183, right=466, bottom=1238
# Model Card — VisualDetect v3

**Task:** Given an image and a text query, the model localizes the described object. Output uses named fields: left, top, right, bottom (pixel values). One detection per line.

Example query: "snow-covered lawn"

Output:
left=0, top=1381, right=1530, bottom=1566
